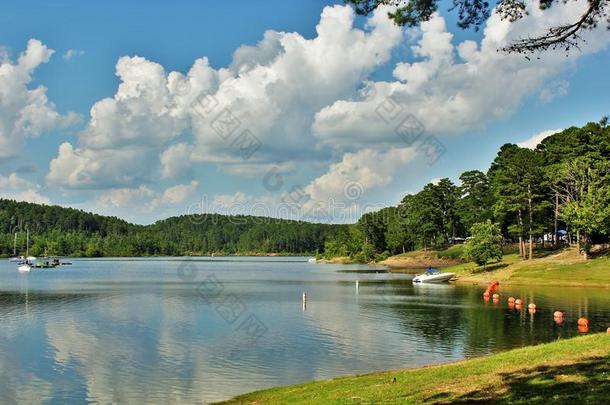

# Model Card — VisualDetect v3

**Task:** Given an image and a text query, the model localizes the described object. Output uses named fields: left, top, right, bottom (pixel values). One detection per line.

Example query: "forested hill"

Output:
left=0, top=199, right=345, bottom=257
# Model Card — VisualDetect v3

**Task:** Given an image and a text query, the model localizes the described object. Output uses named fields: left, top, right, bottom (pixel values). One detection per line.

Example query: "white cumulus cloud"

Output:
left=303, top=147, right=417, bottom=207
left=96, top=181, right=199, bottom=211
left=46, top=5, right=403, bottom=190
left=0, top=173, right=50, bottom=204
left=313, top=1, right=610, bottom=150
left=160, top=143, right=193, bottom=180
left=0, top=39, right=80, bottom=161
left=39, top=1, right=610, bottom=222
left=517, top=128, right=563, bottom=149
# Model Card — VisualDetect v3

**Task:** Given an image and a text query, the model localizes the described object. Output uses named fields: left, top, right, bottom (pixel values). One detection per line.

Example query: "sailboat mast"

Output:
left=26, top=229, right=29, bottom=258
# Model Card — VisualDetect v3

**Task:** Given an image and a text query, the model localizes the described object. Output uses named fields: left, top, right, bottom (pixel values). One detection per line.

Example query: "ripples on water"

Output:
left=1, top=257, right=609, bottom=403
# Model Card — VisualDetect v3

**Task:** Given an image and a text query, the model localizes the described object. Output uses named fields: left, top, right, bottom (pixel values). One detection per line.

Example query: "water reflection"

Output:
left=0, top=258, right=609, bottom=403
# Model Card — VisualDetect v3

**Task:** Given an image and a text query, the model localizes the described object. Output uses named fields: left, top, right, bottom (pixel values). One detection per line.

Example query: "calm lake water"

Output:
left=1, top=257, right=609, bottom=403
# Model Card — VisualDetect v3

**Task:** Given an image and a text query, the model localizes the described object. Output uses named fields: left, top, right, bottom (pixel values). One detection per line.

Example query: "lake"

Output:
left=1, top=257, right=609, bottom=403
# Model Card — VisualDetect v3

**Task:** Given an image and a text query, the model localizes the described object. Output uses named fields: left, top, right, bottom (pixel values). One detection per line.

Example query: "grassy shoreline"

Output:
left=220, top=333, right=610, bottom=404
left=377, top=246, right=610, bottom=288
left=444, top=249, right=610, bottom=288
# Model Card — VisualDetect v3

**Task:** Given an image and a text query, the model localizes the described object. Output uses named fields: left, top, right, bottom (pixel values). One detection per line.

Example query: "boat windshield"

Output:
left=425, top=268, right=440, bottom=275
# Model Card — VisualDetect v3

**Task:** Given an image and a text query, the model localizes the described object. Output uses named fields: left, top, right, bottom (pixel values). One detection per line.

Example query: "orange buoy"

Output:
left=515, top=299, right=522, bottom=305
left=508, top=297, right=515, bottom=303
left=553, top=311, right=564, bottom=318
left=528, top=303, right=536, bottom=310
left=577, top=318, right=589, bottom=327
left=483, top=281, right=499, bottom=297
left=578, top=324, right=589, bottom=333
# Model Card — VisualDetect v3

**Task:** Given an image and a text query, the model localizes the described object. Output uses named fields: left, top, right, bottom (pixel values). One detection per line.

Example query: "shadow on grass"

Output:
left=471, top=262, right=509, bottom=274
left=431, top=356, right=610, bottom=404
left=532, top=248, right=564, bottom=259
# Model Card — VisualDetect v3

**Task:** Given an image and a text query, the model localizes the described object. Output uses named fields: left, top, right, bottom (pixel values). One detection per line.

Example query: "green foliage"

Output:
left=397, top=179, right=463, bottom=249
left=456, top=170, right=494, bottom=231
left=353, top=241, right=375, bottom=263
left=437, top=244, right=466, bottom=259
left=0, top=200, right=344, bottom=257
left=560, top=162, right=610, bottom=256
left=385, top=207, right=413, bottom=254
left=323, top=120, right=610, bottom=262
left=463, top=221, right=503, bottom=266
left=358, top=208, right=391, bottom=252
left=373, top=251, right=391, bottom=262
left=489, top=146, right=545, bottom=231
left=345, top=0, right=481, bottom=30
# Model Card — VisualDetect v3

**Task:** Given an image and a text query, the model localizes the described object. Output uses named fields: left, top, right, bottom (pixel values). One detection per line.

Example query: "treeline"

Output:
left=0, top=200, right=345, bottom=257
left=324, top=119, right=610, bottom=262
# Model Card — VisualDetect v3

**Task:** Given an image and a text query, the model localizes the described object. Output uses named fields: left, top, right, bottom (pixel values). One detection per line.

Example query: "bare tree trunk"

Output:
left=527, top=184, right=534, bottom=260
left=518, top=209, right=524, bottom=259
left=554, top=191, right=559, bottom=248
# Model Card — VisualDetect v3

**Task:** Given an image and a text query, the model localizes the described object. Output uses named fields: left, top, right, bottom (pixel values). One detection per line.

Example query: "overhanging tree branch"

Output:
left=500, top=0, right=606, bottom=54
left=345, top=0, right=610, bottom=55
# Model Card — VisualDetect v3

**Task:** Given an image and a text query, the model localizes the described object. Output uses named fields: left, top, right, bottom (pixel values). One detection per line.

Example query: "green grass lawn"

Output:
left=508, top=258, right=610, bottom=286
left=220, top=334, right=610, bottom=404
left=443, top=248, right=610, bottom=287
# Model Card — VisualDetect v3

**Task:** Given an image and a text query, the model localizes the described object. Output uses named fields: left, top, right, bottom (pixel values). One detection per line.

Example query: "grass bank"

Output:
left=380, top=245, right=610, bottom=288
left=220, top=333, right=610, bottom=404
left=379, top=245, right=465, bottom=268
left=447, top=248, right=610, bottom=287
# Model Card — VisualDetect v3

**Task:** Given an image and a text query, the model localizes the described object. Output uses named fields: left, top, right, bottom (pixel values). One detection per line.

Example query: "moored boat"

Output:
left=412, top=267, right=455, bottom=283
left=18, top=263, right=31, bottom=273
left=17, top=229, right=33, bottom=273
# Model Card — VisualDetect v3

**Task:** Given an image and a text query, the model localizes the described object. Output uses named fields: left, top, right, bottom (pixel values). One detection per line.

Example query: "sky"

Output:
left=0, top=0, right=609, bottom=224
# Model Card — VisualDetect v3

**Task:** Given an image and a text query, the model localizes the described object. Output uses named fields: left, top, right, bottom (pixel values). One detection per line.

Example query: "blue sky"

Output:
left=1, top=0, right=609, bottom=223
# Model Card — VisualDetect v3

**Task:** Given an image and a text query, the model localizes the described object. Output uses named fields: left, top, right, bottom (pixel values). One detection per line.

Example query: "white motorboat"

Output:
left=307, top=258, right=317, bottom=264
left=412, top=268, right=455, bottom=283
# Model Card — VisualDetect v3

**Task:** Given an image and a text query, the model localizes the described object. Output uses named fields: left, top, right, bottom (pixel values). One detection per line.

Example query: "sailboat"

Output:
left=18, top=230, right=31, bottom=273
